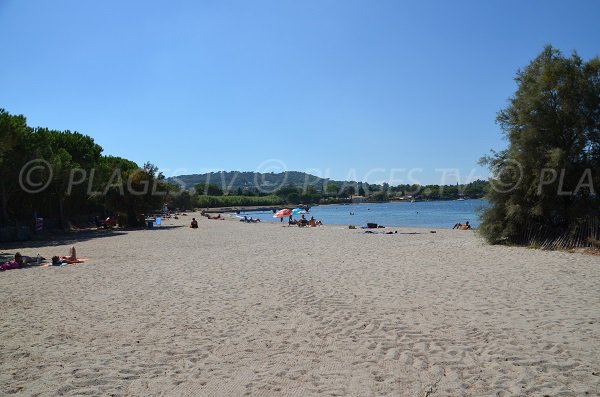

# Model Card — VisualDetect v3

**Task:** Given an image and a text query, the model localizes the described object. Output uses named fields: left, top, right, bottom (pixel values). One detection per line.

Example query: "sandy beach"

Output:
left=1, top=214, right=599, bottom=396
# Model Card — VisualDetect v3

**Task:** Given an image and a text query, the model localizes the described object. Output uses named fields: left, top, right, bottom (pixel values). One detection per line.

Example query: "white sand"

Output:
left=1, top=213, right=599, bottom=396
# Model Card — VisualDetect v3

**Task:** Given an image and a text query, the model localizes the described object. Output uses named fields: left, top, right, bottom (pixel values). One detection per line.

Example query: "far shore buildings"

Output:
left=351, top=195, right=416, bottom=203
left=351, top=196, right=367, bottom=203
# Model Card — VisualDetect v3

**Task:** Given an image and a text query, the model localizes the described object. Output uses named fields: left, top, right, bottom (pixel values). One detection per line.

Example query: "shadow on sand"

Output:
left=0, top=225, right=184, bottom=254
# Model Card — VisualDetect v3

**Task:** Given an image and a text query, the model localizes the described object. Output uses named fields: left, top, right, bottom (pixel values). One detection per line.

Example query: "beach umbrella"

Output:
left=291, top=208, right=306, bottom=215
left=273, top=208, right=292, bottom=218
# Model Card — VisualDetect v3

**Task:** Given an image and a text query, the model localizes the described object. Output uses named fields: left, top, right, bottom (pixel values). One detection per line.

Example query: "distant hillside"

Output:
left=167, top=171, right=489, bottom=199
left=168, top=171, right=346, bottom=191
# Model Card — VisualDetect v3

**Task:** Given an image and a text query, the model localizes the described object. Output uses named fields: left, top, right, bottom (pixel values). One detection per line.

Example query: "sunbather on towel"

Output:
left=53, top=246, right=83, bottom=265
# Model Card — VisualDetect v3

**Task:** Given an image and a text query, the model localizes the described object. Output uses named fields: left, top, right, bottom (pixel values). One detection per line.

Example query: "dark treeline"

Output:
left=0, top=109, right=173, bottom=230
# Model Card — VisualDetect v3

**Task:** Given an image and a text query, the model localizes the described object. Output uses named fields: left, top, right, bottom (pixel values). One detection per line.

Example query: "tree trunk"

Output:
left=58, top=195, right=67, bottom=230
left=0, top=181, right=8, bottom=226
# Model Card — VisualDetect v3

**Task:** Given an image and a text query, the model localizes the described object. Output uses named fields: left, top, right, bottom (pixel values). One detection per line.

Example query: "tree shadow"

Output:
left=1, top=225, right=185, bottom=256
left=0, top=229, right=128, bottom=250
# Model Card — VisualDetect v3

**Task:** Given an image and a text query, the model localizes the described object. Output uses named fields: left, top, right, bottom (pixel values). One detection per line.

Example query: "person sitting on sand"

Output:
left=309, top=216, right=316, bottom=227
left=190, top=218, right=198, bottom=228
left=103, top=216, right=116, bottom=228
left=453, top=221, right=471, bottom=230
left=298, top=214, right=309, bottom=227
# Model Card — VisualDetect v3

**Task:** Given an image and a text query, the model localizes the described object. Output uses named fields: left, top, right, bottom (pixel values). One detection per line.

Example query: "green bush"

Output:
left=195, top=195, right=283, bottom=208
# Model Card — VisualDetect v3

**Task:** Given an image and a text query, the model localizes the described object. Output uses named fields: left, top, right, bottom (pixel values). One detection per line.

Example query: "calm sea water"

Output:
left=236, top=199, right=487, bottom=228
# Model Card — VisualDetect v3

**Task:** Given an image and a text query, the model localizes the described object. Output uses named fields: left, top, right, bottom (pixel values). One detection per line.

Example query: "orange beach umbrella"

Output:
left=273, top=208, right=292, bottom=218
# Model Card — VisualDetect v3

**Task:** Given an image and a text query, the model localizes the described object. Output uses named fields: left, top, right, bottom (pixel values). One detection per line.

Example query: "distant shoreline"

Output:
left=203, top=197, right=485, bottom=213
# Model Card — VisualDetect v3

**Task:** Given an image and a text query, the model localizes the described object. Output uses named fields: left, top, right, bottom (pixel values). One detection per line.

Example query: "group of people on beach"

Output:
left=200, top=211, right=225, bottom=220
left=240, top=216, right=261, bottom=223
left=289, top=214, right=322, bottom=227
left=0, top=246, right=81, bottom=271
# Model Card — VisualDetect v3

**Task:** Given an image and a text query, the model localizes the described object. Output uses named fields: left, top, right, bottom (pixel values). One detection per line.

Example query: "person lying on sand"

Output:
left=240, top=216, right=261, bottom=223
left=17, top=252, right=46, bottom=265
left=0, top=253, right=25, bottom=271
left=64, top=246, right=77, bottom=261
left=1, top=252, right=49, bottom=270
left=50, top=256, right=63, bottom=266
left=48, top=246, right=83, bottom=266
left=55, top=246, right=81, bottom=265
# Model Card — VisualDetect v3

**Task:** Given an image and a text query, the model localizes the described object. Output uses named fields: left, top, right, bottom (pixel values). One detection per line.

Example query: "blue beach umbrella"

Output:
left=291, top=208, right=306, bottom=216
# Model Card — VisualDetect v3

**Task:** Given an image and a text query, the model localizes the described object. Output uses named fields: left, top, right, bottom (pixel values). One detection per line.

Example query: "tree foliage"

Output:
left=0, top=109, right=170, bottom=229
left=479, top=46, right=600, bottom=244
left=194, top=183, right=223, bottom=196
left=195, top=195, right=282, bottom=208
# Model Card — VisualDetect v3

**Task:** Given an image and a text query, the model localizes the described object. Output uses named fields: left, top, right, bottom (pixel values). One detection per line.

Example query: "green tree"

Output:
left=324, top=182, right=339, bottom=197
left=370, top=191, right=386, bottom=202
left=169, top=190, right=192, bottom=210
left=338, top=185, right=355, bottom=199
left=480, top=46, right=600, bottom=244
left=0, top=110, right=32, bottom=225
left=194, top=183, right=223, bottom=196
left=13, top=128, right=103, bottom=229
left=358, top=185, right=366, bottom=197
left=287, top=192, right=301, bottom=204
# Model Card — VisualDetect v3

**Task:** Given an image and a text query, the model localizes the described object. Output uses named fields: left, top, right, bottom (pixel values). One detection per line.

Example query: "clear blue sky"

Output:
left=1, top=0, right=598, bottom=185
